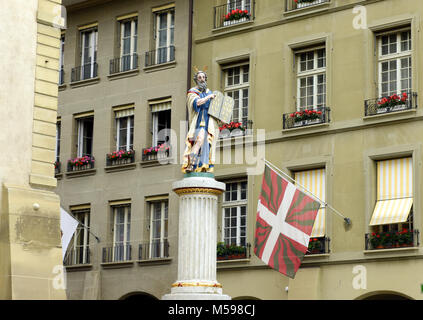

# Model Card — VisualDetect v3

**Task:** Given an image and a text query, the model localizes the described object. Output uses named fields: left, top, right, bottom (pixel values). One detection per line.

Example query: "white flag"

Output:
left=60, top=207, right=79, bottom=260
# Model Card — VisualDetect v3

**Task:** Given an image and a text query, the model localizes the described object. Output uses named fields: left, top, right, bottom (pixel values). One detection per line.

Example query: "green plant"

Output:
left=399, top=229, right=413, bottom=245
left=369, top=232, right=382, bottom=248
left=308, top=238, right=322, bottom=252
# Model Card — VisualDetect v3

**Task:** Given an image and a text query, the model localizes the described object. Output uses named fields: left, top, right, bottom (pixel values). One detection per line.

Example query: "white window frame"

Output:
left=116, top=115, right=134, bottom=151
left=80, top=28, right=98, bottom=79
left=155, top=9, right=174, bottom=64
left=221, top=180, right=247, bottom=247
left=296, top=47, right=326, bottom=110
left=120, top=18, right=138, bottom=71
left=149, top=200, right=168, bottom=258
left=55, top=121, right=61, bottom=163
left=223, top=63, right=250, bottom=123
left=70, top=210, right=90, bottom=265
left=76, top=117, right=93, bottom=158
left=296, top=0, right=325, bottom=9
left=377, top=29, right=412, bottom=97
left=59, top=34, right=65, bottom=84
left=112, top=205, right=131, bottom=261
left=152, top=110, right=171, bottom=147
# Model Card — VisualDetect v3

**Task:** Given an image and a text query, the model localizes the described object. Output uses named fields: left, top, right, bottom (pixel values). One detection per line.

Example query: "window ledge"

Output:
left=58, top=84, right=66, bottom=91
left=137, top=257, right=172, bottom=265
left=105, top=163, right=137, bottom=173
left=108, top=68, right=139, bottom=80
left=283, top=2, right=331, bottom=19
left=65, top=264, right=93, bottom=272
left=363, top=246, right=419, bottom=255
left=55, top=173, right=63, bottom=180
left=70, top=77, right=100, bottom=88
left=217, top=258, right=250, bottom=264
left=282, top=122, right=330, bottom=133
left=143, top=61, right=176, bottom=73
left=65, top=168, right=97, bottom=179
left=101, top=261, right=134, bottom=269
left=363, top=108, right=417, bottom=121
left=212, top=20, right=254, bottom=34
left=140, top=158, right=174, bottom=168
left=303, top=253, right=330, bottom=259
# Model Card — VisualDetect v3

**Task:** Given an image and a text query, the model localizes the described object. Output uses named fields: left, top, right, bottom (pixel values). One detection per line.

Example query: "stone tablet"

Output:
left=208, top=91, right=234, bottom=124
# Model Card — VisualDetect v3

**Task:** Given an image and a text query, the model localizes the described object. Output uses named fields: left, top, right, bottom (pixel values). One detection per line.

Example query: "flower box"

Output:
left=67, top=156, right=95, bottom=171
left=307, top=238, right=323, bottom=254
left=217, top=242, right=248, bottom=261
left=369, top=229, right=414, bottom=249
left=290, top=109, right=322, bottom=124
left=376, top=92, right=408, bottom=113
left=219, top=122, right=246, bottom=138
left=142, top=143, right=170, bottom=161
left=224, top=9, right=251, bottom=22
left=107, top=149, right=135, bottom=166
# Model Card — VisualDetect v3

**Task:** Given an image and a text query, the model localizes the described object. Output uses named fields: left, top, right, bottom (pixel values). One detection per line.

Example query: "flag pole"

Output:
left=66, top=209, right=101, bottom=243
left=263, top=159, right=351, bottom=226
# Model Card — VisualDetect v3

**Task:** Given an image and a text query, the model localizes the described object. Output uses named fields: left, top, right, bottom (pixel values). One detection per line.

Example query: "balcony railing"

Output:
left=365, top=229, right=420, bottom=250
left=64, top=247, right=91, bottom=266
left=306, top=236, right=330, bottom=255
left=145, top=46, right=175, bottom=67
left=364, top=91, right=417, bottom=117
left=138, top=240, right=170, bottom=260
left=106, top=150, right=136, bottom=167
left=285, top=0, right=330, bottom=11
left=283, top=106, right=331, bottom=130
left=142, top=144, right=172, bottom=162
left=214, top=0, right=254, bottom=29
left=71, top=62, right=98, bottom=82
left=110, top=54, right=138, bottom=74
left=217, top=243, right=251, bottom=261
left=102, top=244, right=132, bottom=263
left=219, top=119, right=253, bottom=139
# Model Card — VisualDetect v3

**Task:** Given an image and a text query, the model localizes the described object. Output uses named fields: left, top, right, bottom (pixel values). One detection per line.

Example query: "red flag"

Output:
left=254, top=164, right=321, bottom=278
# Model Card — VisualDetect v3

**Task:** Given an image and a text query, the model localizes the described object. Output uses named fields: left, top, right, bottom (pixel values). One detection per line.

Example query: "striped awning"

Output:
left=150, top=98, right=171, bottom=113
left=369, top=158, right=413, bottom=226
left=295, top=168, right=325, bottom=237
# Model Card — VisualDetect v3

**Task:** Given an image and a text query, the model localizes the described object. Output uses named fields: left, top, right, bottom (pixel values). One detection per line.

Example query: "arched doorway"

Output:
left=120, top=291, right=159, bottom=301
left=358, top=291, right=413, bottom=300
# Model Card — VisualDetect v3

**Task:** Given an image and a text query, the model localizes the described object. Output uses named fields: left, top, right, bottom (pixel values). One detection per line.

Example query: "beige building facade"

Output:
left=55, top=0, right=423, bottom=301
left=0, top=0, right=66, bottom=299
left=194, top=0, right=423, bottom=300
left=57, top=0, right=192, bottom=300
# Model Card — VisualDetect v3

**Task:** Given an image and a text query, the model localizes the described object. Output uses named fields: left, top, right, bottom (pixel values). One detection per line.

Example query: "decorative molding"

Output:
left=173, top=187, right=223, bottom=196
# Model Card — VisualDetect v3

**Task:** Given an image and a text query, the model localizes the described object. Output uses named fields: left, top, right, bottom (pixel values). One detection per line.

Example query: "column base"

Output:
left=162, top=293, right=231, bottom=300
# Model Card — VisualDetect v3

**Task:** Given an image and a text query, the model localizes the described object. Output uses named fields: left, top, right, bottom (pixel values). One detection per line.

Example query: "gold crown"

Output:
left=193, top=65, right=208, bottom=73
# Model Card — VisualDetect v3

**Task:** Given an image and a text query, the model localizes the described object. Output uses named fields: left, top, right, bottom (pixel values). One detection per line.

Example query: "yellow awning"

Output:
left=295, top=168, right=325, bottom=237
left=369, top=198, right=413, bottom=226
left=369, top=157, right=413, bottom=226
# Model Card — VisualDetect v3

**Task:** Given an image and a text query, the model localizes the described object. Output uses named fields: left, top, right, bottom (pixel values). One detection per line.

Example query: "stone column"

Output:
left=162, top=175, right=230, bottom=300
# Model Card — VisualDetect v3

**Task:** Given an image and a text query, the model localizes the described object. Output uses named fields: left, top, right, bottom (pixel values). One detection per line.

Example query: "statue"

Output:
left=182, top=70, right=219, bottom=174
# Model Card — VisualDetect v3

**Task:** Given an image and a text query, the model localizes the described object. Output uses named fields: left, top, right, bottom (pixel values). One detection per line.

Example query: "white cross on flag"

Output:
left=254, top=164, right=321, bottom=278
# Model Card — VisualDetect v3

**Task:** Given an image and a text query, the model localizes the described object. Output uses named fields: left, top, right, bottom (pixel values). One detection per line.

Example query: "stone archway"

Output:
left=120, top=291, right=159, bottom=301
left=357, top=291, right=413, bottom=300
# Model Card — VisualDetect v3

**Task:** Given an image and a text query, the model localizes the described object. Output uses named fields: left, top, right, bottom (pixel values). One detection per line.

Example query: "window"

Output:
left=377, top=29, right=411, bottom=97
left=76, top=116, right=94, bottom=157
left=79, top=27, right=98, bottom=79
left=296, top=48, right=326, bottom=110
left=224, top=64, right=249, bottom=123
left=119, top=17, right=138, bottom=71
left=155, top=9, right=175, bottom=64
left=65, top=207, right=90, bottom=265
left=150, top=100, right=171, bottom=147
left=149, top=200, right=169, bottom=258
left=55, top=121, right=61, bottom=163
left=294, top=168, right=326, bottom=238
left=222, top=180, right=247, bottom=247
left=115, top=108, right=134, bottom=151
left=225, top=0, right=251, bottom=25
left=369, top=158, right=413, bottom=232
left=112, top=204, right=131, bottom=261
left=59, top=34, right=65, bottom=85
